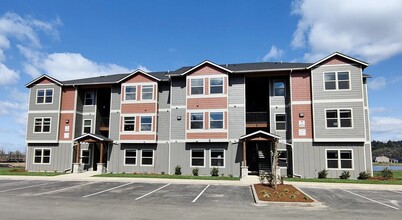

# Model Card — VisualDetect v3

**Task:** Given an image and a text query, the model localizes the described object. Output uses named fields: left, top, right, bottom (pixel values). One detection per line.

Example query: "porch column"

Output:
left=76, top=142, right=81, bottom=163
left=97, top=142, right=106, bottom=174
left=243, top=141, right=247, bottom=166
left=100, top=142, right=104, bottom=164
left=241, top=141, right=248, bottom=178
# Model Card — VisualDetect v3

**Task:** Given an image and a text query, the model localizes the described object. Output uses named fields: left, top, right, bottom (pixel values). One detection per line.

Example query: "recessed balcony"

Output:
left=246, top=112, right=268, bottom=128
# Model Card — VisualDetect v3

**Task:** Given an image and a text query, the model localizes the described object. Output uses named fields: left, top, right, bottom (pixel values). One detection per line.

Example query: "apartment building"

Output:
left=25, top=52, right=373, bottom=178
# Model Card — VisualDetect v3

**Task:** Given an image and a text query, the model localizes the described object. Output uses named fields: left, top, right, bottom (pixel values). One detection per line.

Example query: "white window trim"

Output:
left=140, top=116, right=153, bottom=132
left=190, top=112, right=204, bottom=130
left=190, top=78, right=204, bottom=95
left=209, top=149, right=225, bottom=168
left=33, top=148, right=52, bottom=164
left=124, top=149, right=137, bottom=166
left=33, top=117, right=52, bottom=133
left=84, top=91, right=95, bottom=106
left=81, top=149, right=91, bottom=165
left=325, top=108, right=354, bottom=129
left=35, top=88, right=54, bottom=105
left=273, top=80, right=286, bottom=97
left=209, top=112, right=224, bottom=130
left=124, top=85, right=137, bottom=101
left=325, top=149, right=354, bottom=170
left=323, top=71, right=351, bottom=91
left=141, top=85, right=154, bottom=100
left=122, top=82, right=157, bottom=103
left=122, top=116, right=136, bottom=132
left=190, top=148, right=206, bottom=168
left=274, top=113, right=286, bottom=131
left=209, top=77, right=224, bottom=95
left=82, top=119, right=93, bottom=134
left=140, top=149, right=154, bottom=166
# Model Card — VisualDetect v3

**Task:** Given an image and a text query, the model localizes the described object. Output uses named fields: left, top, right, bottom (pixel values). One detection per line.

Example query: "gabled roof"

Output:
left=239, top=130, right=280, bottom=141
left=74, top=133, right=113, bottom=142
left=307, top=52, right=369, bottom=69
left=172, top=60, right=233, bottom=76
left=117, top=69, right=161, bottom=83
left=25, top=74, right=63, bottom=88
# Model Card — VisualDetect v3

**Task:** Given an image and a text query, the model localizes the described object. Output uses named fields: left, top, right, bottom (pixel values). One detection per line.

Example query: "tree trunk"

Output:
left=272, top=140, right=278, bottom=190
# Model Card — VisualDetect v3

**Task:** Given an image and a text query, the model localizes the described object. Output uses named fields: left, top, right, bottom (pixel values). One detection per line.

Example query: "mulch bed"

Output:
left=369, top=176, right=401, bottom=181
left=254, top=184, right=314, bottom=203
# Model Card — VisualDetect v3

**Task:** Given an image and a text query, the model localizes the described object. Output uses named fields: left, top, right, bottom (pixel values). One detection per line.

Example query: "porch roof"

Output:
left=73, top=133, right=113, bottom=143
left=239, top=130, right=280, bottom=141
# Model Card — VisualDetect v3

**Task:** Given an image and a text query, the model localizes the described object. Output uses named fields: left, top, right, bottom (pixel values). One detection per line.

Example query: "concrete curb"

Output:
left=251, top=184, right=322, bottom=207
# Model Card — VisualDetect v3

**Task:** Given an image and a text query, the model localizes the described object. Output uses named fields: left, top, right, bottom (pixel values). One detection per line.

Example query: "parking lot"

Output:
left=0, top=179, right=401, bottom=219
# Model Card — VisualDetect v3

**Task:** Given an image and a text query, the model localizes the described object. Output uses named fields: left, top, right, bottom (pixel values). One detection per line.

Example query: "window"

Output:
left=210, top=112, right=223, bottom=129
left=36, top=89, right=53, bottom=104
left=141, top=85, right=153, bottom=100
left=190, top=78, right=204, bottom=95
left=124, top=149, right=137, bottom=165
left=190, top=113, right=204, bottom=129
left=278, top=150, right=287, bottom=167
left=81, top=149, right=90, bottom=165
left=125, top=86, right=136, bottom=101
left=34, top=149, right=51, bottom=164
left=275, top=114, right=286, bottom=130
left=84, top=91, right=95, bottom=105
left=123, top=117, right=135, bottom=131
left=324, top=72, right=350, bottom=90
left=191, top=149, right=205, bottom=167
left=327, top=149, right=353, bottom=169
left=274, top=81, right=285, bottom=96
left=83, top=119, right=92, bottom=133
left=210, top=78, right=223, bottom=94
left=141, top=149, right=154, bottom=166
left=140, top=116, right=152, bottom=131
left=210, top=149, right=224, bottom=167
left=326, top=109, right=352, bottom=128
left=34, top=118, right=51, bottom=133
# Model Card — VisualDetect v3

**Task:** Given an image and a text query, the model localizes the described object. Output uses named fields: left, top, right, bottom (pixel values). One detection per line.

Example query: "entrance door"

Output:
left=81, top=148, right=92, bottom=171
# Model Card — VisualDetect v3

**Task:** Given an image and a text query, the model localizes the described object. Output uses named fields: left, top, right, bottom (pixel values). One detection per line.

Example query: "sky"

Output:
left=0, top=0, right=401, bottom=152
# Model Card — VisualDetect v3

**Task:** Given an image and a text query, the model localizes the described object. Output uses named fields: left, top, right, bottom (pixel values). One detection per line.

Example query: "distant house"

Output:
left=390, top=158, right=399, bottom=163
left=375, top=156, right=390, bottom=163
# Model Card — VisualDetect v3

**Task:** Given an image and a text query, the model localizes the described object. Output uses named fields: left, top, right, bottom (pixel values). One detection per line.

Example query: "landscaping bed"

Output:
left=0, top=167, right=62, bottom=176
left=253, top=184, right=314, bottom=203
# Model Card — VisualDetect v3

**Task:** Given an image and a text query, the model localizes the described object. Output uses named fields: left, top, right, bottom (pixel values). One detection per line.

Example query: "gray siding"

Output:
left=170, top=108, right=186, bottom=140
left=312, top=64, right=363, bottom=100
left=228, top=107, right=245, bottom=139
left=363, top=79, right=368, bottom=107
left=158, top=82, right=170, bottom=109
left=26, top=113, right=59, bottom=141
left=314, top=102, right=365, bottom=140
left=110, top=85, right=121, bottom=110
left=157, top=111, right=170, bottom=141
left=74, top=114, right=83, bottom=138
left=171, top=78, right=186, bottom=106
left=108, top=143, right=168, bottom=174
left=270, top=106, right=287, bottom=140
left=28, top=84, right=61, bottom=111
left=293, top=141, right=367, bottom=179
left=26, top=143, right=72, bottom=172
left=228, top=75, right=245, bottom=105
left=109, top=112, right=120, bottom=140
left=365, top=109, right=370, bottom=141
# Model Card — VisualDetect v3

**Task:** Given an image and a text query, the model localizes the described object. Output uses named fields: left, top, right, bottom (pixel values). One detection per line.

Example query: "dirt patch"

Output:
left=9, top=169, right=26, bottom=173
left=254, top=184, right=314, bottom=203
left=369, top=176, right=401, bottom=181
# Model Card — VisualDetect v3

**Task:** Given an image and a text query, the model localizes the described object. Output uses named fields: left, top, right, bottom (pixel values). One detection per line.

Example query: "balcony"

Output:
left=246, top=112, right=268, bottom=128
left=99, top=117, right=109, bottom=131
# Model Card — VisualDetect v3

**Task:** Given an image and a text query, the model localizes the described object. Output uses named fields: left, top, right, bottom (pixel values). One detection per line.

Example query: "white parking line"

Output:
left=135, top=183, right=171, bottom=201
left=391, top=190, right=402, bottom=195
left=192, top=185, right=210, bottom=203
left=82, top=182, right=134, bottom=198
left=33, top=182, right=95, bottom=196
left=0, top=181, right=59, bottom=193
left=341, top=188, right=399, bottom=210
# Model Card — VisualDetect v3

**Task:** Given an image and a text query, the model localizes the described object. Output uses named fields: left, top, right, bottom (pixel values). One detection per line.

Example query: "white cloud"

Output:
left=262, top=45, right=284, bottom=61
left=291, top=0, right=402, bottom=63
left=0, top=63, right=19, bottom=84
left=0, top=100, right=25, bottom=115
left=136, top=65, right=150, bottom=72
left=371, top=116, right=402, bottom=141
left=368, top=77, right=386, bottom=90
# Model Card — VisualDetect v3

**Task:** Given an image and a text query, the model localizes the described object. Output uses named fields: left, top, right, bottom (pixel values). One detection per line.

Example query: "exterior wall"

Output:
left=61, top=87, right=75, bottom=111
left=26, top=143, right=72, bottom=172
left=293, top=141, right=367, bottom=179
left=28, top=83, right=61, bottom=112
left=171, top=108, right=186, bottom=140
left=59, top=113, right=74, bottom=140
left=26, top=112, right=59, bottom=142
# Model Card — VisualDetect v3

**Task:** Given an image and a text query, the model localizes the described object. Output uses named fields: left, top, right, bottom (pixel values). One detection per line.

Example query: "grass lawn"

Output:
left=285, top=170, right=402, bottom=185
left=96, top=173, right=240, bottom=181
left=0, top=167, right=62, bottom=176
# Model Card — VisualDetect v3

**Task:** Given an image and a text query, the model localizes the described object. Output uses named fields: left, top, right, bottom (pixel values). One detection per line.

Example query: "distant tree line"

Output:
left=0, top=148, right=25, bottom=162
left=372, top=140, right=402, bottom=161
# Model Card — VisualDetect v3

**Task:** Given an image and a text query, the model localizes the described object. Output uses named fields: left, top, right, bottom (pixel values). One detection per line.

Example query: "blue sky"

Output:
left=0, top=0, right=401, bottom=152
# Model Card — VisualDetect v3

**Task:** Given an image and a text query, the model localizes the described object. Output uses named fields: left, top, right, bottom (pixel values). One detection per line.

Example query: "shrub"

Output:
left=380, top=167, right=393, bottom=179
left=358, top=171, right=370, bottom=180
left=192, top=168, right=199, bottom=176
left=161, top=171, right=165, bottom=175
left=339, top=171, right=350, bottom=179
left=318, top=169, right=328, bottom=179
left=210, top=167, right=219, bottom=176
left=174, top=165, right=182, bottom=175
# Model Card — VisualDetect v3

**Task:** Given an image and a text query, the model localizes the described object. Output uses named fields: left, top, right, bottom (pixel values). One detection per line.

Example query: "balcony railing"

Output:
left=246, top=112, right=268, bottom=128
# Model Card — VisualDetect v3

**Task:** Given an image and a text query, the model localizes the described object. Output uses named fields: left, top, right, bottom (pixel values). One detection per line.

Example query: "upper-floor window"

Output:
left=125, top=86, right=136, bottom=101
left=83, top=119, right=92, bottom=133
left=190, top=113, right=204, bottom=129
left=326, top=109, right=352, bottom=128
left=191, top=79, right=204, bottom=95
left=34, top=118, right=51, bottom=133
left=275, top=114, right=286, bottom=130
left=141, top=85, right=153, bottom=100
left=34, top=148, right=51, bottom=164
left=36, top=88, right=53, bottom=104
left=273, top=81, right=285, bottom=96
left=210, top=77, right=223, bottom=94
left=140, top=116, right=152, bottom=131
left=327, top=149, right=353, bottom=169
left=123, top=117, right=135, bottom=132
left=210, top=112, right=223, bottom=129
left=324, top=72, right=350, bottom=90
left=85, top=91, right=95, bottom=105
